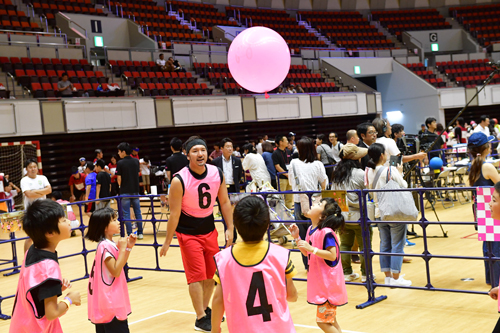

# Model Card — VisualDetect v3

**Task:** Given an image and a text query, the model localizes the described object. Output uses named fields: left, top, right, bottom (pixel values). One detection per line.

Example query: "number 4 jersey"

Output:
left=214, top=242, right=296, bottom=333
left=175, top=165, right=223, bottom=235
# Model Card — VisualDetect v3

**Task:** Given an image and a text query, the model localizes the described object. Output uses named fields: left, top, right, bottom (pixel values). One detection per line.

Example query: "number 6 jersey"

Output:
left=214, top=242, right=296, bottom=333
left=175, top=165, right=223, bottom=235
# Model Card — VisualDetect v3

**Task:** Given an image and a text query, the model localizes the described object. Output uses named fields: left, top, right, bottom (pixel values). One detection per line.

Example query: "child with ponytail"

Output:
left=85, top=208, right=136, bottom=332
left=290, top=198, right=347, bottom=333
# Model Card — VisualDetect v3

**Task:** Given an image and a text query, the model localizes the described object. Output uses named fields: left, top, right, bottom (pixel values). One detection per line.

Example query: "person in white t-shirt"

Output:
left=241, top=144, right=271, bottom=188
left=328, top=132, right=343, bottom=163
left=372, top=118, right=426, bottom=166
left=139, top=156, right=151, bottom=194
left=474, top=115, right=491, bottom=136
left=4, top=181, right=20, bottom=210
left=287, top=137, right=328, bottom=270
left=20, top=158, right=52, bottom=252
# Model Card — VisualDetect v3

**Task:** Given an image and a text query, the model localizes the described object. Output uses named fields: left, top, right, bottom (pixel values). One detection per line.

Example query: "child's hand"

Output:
left=289, top=224, right=299, bottom=239
left=127, top=233, right=137, bottom=248
left=117, top=237, right=127, bottom=251
left=489, top=287, right=499, bottom=300
left=66, top=291, right=81, bottom=306
left=298, top=240, right=314, bottom=252
left=61, top=278, right=71, bottom=291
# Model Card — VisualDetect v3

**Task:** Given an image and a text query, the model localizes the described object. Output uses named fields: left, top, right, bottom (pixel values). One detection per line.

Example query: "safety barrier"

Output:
left=0, top=186, right=497, bottom=319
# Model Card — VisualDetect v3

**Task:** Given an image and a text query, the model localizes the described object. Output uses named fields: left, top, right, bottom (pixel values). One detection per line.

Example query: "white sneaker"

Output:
left=361, top=275, right=376, bottom=283
left=390, top=276, right=412, bottom=286
left=137, top=233, right=144, bottom=240
left=344, top=273, right=360, bottom=282
left=384, top=277, right=391, bottom=285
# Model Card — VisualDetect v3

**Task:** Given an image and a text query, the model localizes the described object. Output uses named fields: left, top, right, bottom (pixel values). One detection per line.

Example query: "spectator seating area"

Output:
left=299, top=11, right=395, bottom=49
left=171, top=1, right=237, bottom=33
left=30, top=0, right=105, bottom=27
left=435, top=59, right=500, bottom=87
left=121, top=71, right=197, bottom=87
left=138, top=82, right=212, bottom=96
left=450, top=4, right=500, bottom=47
left=0, top=6, right=42, bottom=31
left=226, top=7, right=327, bottom=53
left=0, top=57, right=93, bottom=74
left=404, top=63, right=446, bottom=88
left=30, top=82, right=123, bottom=98
left=372, top=9, right=451, bottom=40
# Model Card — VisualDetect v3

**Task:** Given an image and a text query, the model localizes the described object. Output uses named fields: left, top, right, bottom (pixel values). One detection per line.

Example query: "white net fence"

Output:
left=0, top=143, right=39, bottom=208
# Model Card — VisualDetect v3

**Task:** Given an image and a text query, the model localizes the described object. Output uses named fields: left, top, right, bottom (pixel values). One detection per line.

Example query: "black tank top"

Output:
left=473, top=163, right=495, bottom=187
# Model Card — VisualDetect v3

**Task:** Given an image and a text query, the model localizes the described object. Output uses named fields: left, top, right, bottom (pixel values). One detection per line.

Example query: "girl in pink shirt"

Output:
left=85, top=208, right=136, bottom=332
left=290, top=198, right=347, bottom=333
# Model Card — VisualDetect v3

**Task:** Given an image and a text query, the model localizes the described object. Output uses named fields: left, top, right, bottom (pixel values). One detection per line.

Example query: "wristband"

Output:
left=126, top=247, right=132, bottom=252
left=64, top=296, right=72, bottom=305
left=313, top=247, right=319, bottom=255
left=61, top=299, right=71, bottom=309
left=294, top=237, right=300, bottom=243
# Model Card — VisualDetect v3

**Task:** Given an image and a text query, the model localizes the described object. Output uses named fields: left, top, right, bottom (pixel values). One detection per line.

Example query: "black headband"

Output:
left=186, top=139, right=207, bottom=153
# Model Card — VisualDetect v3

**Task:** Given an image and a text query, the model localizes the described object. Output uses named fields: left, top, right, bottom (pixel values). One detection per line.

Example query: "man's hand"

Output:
left=415, top=152, right=427, bottom=160
left=225, top=228, right=234, bottom=248
left=160, top=241, right=170, bottom=257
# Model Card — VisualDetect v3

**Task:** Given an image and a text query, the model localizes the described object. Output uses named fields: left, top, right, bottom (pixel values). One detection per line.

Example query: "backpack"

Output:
left=372, top=167, right=418, bottom=221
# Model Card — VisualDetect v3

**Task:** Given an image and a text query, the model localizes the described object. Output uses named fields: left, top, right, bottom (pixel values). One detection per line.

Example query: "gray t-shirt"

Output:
left=58, top=80, right=72, bottom=96
left=316, top=144, right=334, bottom=164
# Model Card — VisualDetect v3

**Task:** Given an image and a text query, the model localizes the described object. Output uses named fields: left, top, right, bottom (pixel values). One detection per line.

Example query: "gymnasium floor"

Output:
left=0, top=196, right=498, bottom=333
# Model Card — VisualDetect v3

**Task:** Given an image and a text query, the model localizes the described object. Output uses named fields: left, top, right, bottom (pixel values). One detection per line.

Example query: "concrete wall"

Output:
left=56, top=13, right=155, bottom=60
left=321, top=57, right=393, bottom=77
left=376, top=61, right=442, bottom=134
left=408, top=29, right=464, bottom=53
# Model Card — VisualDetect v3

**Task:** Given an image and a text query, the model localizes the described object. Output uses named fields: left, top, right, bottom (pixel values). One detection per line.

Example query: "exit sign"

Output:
left=354, top=66, right=361, bottom=74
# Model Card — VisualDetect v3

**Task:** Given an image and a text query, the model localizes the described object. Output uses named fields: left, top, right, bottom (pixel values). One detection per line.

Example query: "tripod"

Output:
left=404, top=161, right=448, bottom=238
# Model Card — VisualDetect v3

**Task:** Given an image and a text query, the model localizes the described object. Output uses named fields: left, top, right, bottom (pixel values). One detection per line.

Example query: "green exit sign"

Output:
left=353, top=66, right=361, bottom=74
left=431, top=43, right=439, bottom=52
left=94, top=36, right=104, bottom=47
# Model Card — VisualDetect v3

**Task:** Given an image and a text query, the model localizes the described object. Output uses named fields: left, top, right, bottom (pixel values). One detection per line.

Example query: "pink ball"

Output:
left=228, top=27, right=291, bottom=94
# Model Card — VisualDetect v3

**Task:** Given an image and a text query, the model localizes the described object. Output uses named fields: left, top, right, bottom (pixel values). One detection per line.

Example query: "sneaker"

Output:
left=137, top=233, right=143, bottom=240
left=351, top=255, right=361, bottom=263
left=405, top=239, right=416, bottom=247
left=407, top=230, right=417, bottom=236
left=194, top=315, right=211, bottom=332
left=390, top=276, right=412, bottom=287
left=361, top=275, right=376, bottom=283
left=206, top=307, right=225, bottom=322
left=384, top=277, right=391, bottom=285
left=344, top=273, right=360, bottom=282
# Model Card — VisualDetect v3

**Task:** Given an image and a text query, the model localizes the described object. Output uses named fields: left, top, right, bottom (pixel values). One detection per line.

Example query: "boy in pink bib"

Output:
left=10, top=200, right=81, bottom=333
left=86, top=207, right=136, bottom=332
left=290, top=198, right=348, bottom=333
left=212, top=195, right=298, bottom=333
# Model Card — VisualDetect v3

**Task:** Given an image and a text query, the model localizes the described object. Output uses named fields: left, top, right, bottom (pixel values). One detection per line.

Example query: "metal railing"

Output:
left=0, top=40, right=85, bottom=59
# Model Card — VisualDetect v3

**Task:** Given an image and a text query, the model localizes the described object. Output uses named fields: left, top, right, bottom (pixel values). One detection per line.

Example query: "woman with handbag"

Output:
left=331, top=143, right=372, bottom=282
left=366, top=143, right=412, bottom=287
left=316, top=134, right=335, bottom=181
left=288, top=137, right=328, bottom=270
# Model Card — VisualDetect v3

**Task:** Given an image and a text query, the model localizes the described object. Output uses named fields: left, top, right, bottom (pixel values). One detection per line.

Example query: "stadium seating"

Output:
left=435, top=59, right=500, bottom=88
left=372, top=9, right=451, bottom=41
left=450, top=4, right=500, bottom=47
left=299, top=11, right=395, bottom=49
left=0, top=6, right=42, bottom=31
left=404, top=63, right=446, bottom=88
left=30, top=0, right=106, bottom=27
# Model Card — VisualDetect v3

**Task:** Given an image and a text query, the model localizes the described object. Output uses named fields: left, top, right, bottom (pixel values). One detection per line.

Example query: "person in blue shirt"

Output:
left=261, top=141, right=277, bottom=189
left=84, top=162, right=97, bottom=216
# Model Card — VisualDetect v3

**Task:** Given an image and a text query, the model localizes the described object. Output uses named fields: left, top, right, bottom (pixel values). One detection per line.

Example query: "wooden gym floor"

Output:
left=0, top=194, right=498, bottom=333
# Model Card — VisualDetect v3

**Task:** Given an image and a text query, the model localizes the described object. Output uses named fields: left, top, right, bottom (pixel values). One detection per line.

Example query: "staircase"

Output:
left=371, top=21, right=406, bottom=49
left=429, top=65, right=456, bottom=88
left=297, top=21, right=332, bottom=47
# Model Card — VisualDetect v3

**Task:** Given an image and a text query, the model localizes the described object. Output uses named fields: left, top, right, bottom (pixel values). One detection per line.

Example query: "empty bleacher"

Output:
left=450, top=4, right=500, bottom=48
left=29, top=0, right=106, bottom=28
left=435, top=59, right=500, bottom=88
left=404, top=62, right=446, bottom=88
left=372, top=9, right=451, bottom=41
left=226, top=7, right=327, bottom=54
left=299, top=11, right=395, bottom=49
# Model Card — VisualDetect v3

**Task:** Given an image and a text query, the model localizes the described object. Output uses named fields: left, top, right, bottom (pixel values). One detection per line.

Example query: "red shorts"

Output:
left=86, top=202, right=95, bottom=213
left=177, top=229, right=220, bottom=284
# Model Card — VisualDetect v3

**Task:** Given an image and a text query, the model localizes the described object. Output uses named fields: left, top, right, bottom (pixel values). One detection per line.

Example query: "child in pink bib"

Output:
left=212, top=196, right=298, bottom=333
left=290, top=197, right=347, bottom=333
left=85, top=208, right=136, bottom=332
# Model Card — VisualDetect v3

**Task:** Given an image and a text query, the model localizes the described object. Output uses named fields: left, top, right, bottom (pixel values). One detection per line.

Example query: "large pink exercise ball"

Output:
left=228, top=26, right=290, bottom=94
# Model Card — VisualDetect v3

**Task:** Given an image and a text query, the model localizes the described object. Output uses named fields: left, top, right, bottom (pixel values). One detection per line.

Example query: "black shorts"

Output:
left=95, top=317, right=129, bottom=333
left=74, top=188, right=85, bottom=199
